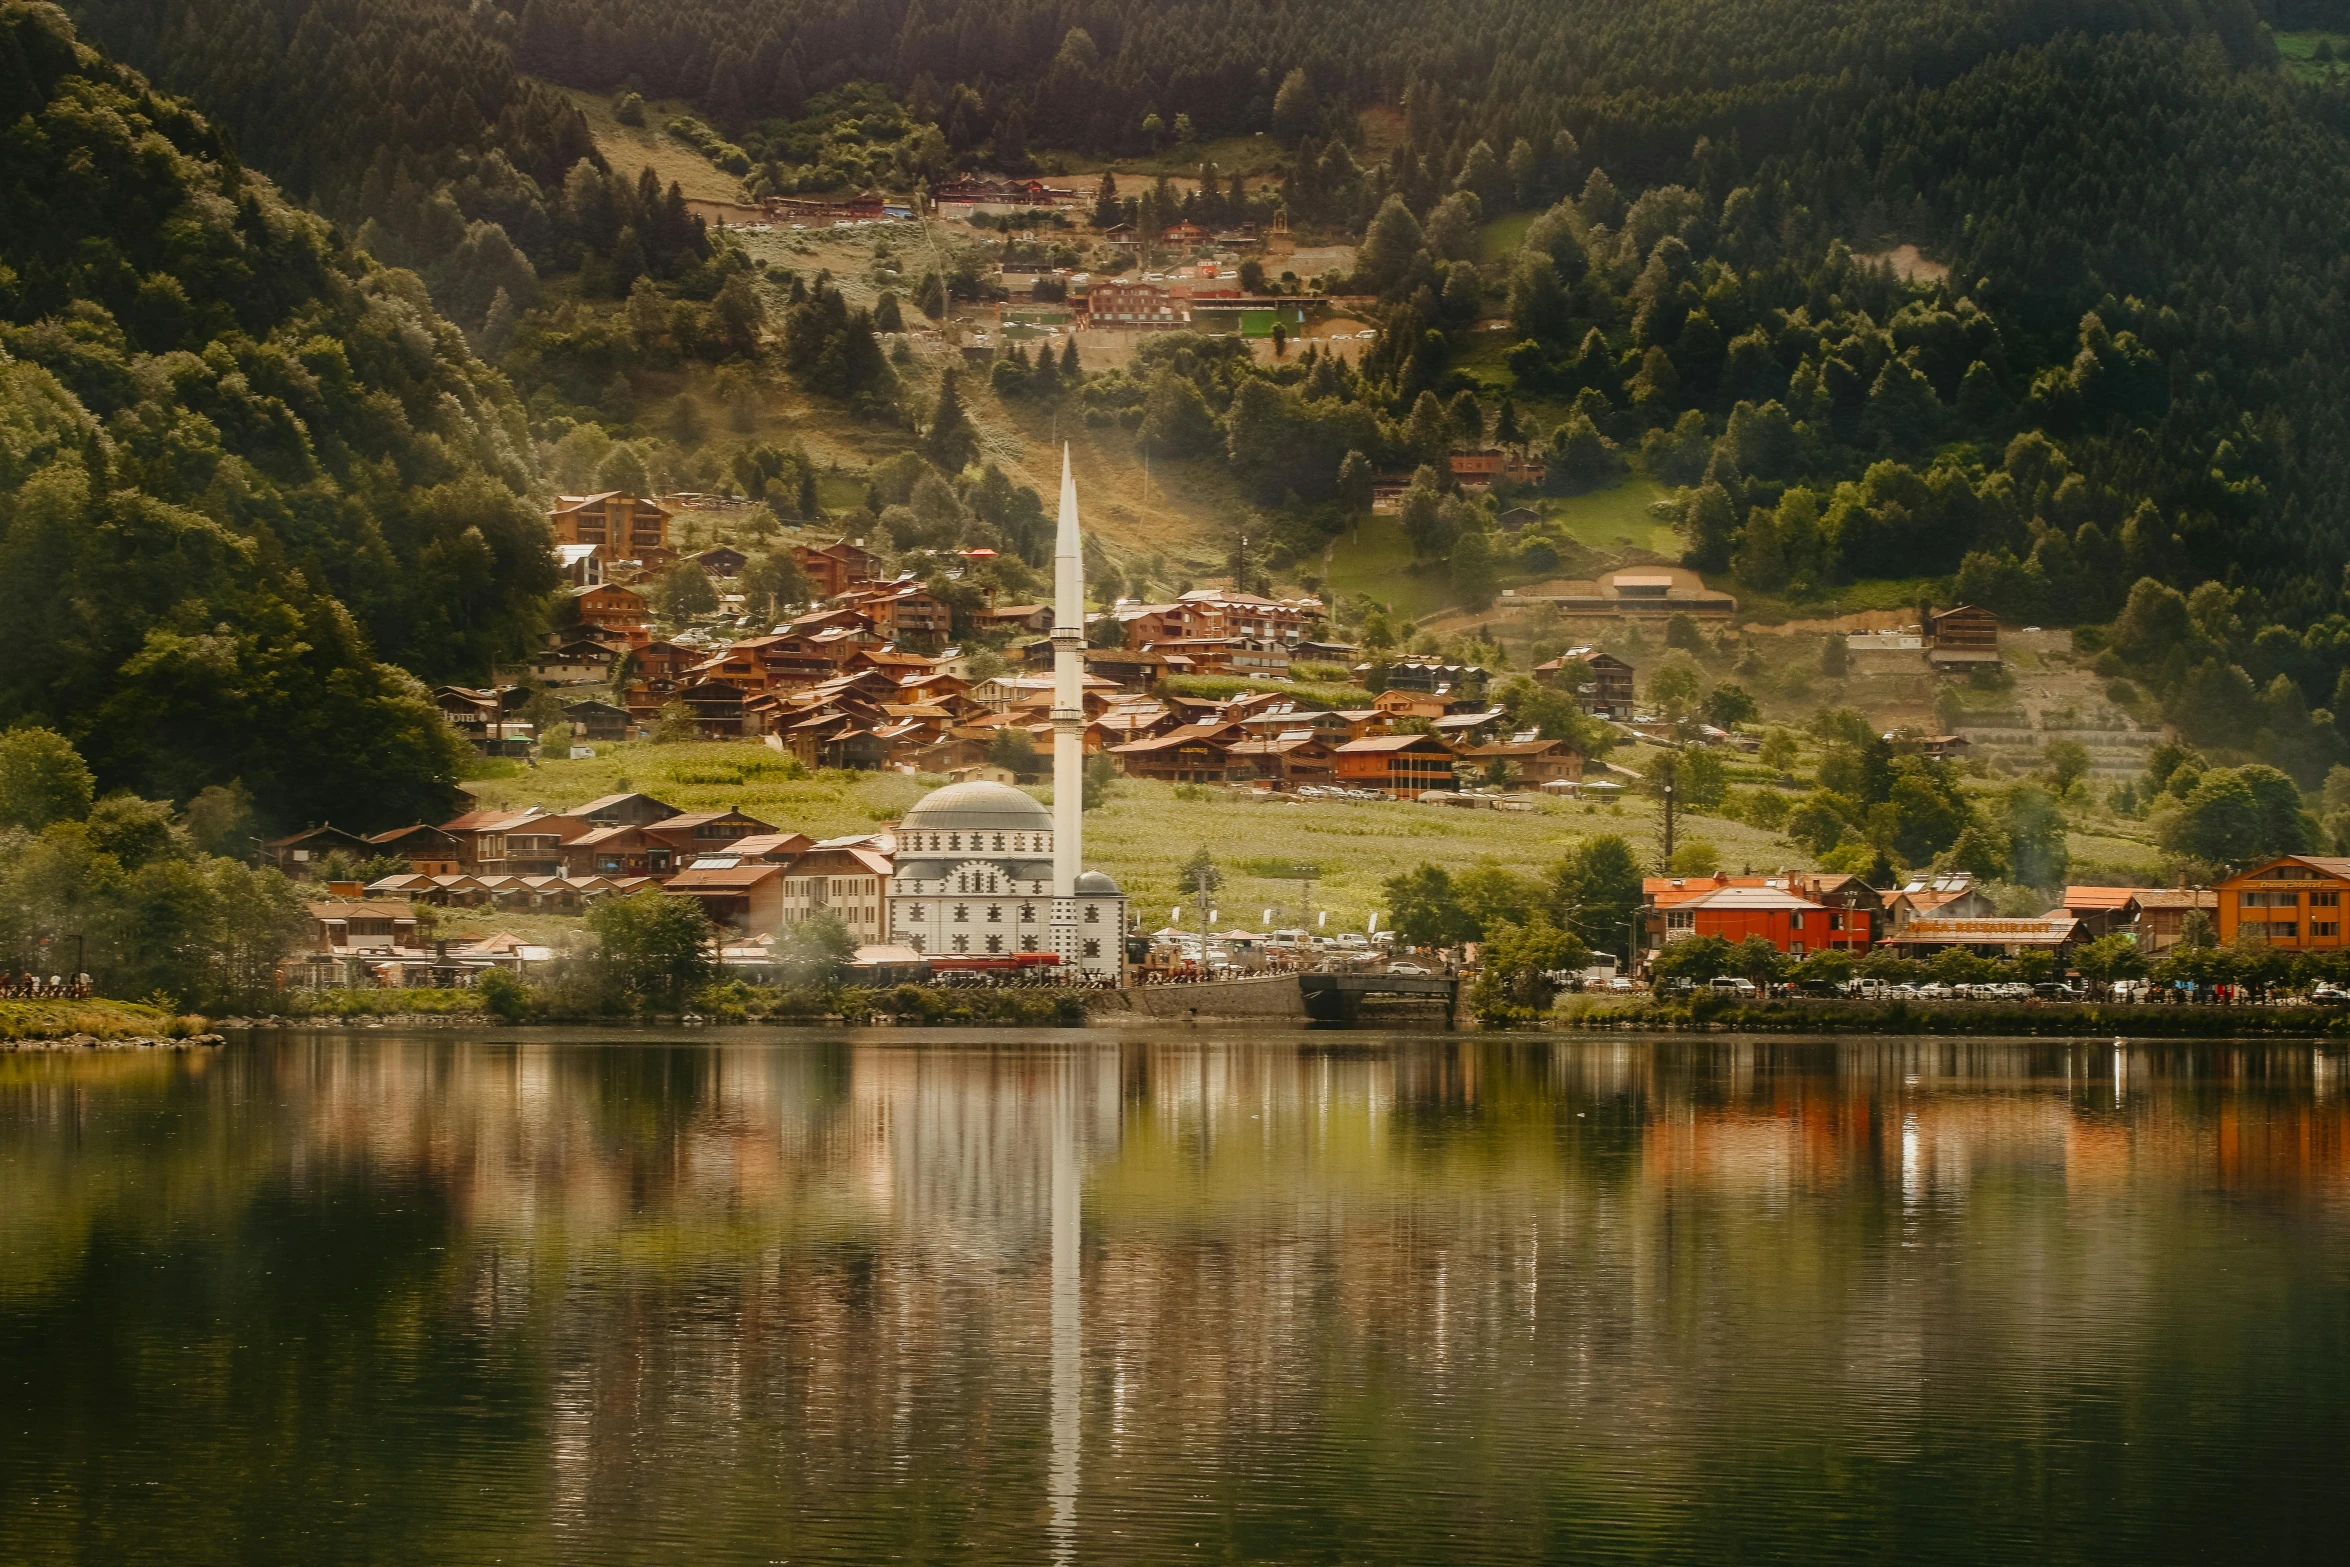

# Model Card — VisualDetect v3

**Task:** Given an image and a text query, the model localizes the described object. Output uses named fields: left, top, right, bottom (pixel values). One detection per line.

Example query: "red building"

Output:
left=1647, top=879, right=1876, bottom=963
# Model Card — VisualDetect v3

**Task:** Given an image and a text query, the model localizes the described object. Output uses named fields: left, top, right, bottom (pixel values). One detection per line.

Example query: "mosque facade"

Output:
left=887, top=452, right=1128, bottom=979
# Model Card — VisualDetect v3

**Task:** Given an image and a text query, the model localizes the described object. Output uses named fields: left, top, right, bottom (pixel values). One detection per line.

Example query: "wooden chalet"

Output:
left=365, top=824, right=464, bottom=877
left=549, top=493, right=672, bottom=553
left=1453, top=736, right=1584, bottom=785
left=262, top=824, right=375, bottom=875
left=1108, top=723, right=1239, bottom=783
left=1333, top=733, right=1459, bottom=797
left=792, top=538, right=881, bottom=598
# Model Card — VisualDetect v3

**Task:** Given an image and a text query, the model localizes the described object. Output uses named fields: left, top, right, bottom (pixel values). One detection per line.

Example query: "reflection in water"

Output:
left=1, top=1033, right=2347, bottom=1565
left=1049, top=1055, right=1083, bottom=1567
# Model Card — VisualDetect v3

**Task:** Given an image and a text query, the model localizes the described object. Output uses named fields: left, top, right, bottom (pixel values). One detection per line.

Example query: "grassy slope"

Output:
left=1324, top=479, right=1677, bottom=624
left=1044, top=132, right=1288, bottom=181
left=552, top=81, right=747, bottom=204
left=458, top=742, right=1799, bottom=930
left=1539, top=479, right=1675, bottom=554
left=1479, top=211, right=1536, bottom=262
left=2276, top=31, right=2350, bottom=83
left=1322, top=514, right=1454, bottom=619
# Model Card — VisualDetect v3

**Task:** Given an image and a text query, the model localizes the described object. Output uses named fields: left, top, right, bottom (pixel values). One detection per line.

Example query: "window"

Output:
left=2241, top=890, right=2299, bottom=908
left=953, top=905, right=969, bottom=923
left=952, top=934, right=969, bottom=953
left=987, top=905, right=1003, bottom=923
left=1020, top=903, right=1036, bottom=922
left=986, top=934, right=1003, bottom=953
left=2315, top=891, right=2341, bottom=908
left=1828, top=912, right=1845, bottom=930
left=993, top=834, right=1006, bottom=851
left=2315, top=923, right=2340, bottom=938
left=1083, top=904, right=1099, bottom=924
left=1083, top=939, right=1101, bottom=958
left=906, top=934, right=925, bottom=953
left=949, top=833, right=962, bottom=851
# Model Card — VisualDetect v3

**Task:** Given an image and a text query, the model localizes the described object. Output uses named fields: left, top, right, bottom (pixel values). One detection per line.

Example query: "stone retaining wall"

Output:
left=1091, top=975, right=1308, bottom=1021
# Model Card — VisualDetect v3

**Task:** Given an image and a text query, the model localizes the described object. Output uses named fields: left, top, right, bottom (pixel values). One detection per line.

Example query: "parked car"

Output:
left=1605, top=976, right=1637, bottom=993
left=1387, top=961, right=1432, bottom=977
left=1706, top=976, right=1757, bottom=996
left=2034, top=981, right=2082, bottom=1000
left=2310, top=983, right=2350, bottom=1005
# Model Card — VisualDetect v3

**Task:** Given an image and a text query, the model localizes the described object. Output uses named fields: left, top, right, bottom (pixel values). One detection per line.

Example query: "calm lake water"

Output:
left=2, top=1030, right=2347, bottom=1565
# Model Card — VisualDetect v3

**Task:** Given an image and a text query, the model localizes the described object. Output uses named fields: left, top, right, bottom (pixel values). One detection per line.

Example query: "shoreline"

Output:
left=2, top=1033, right=227, bottom=1052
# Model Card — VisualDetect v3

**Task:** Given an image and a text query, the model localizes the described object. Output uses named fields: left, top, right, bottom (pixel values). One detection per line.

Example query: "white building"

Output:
left=887, top=452, right=1128, bottom=978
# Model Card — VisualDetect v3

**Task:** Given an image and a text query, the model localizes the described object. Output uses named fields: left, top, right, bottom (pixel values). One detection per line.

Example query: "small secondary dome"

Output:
left=1074, top=870, right=1122, bottom=894
left=902, top=780, right=1052, bottom=834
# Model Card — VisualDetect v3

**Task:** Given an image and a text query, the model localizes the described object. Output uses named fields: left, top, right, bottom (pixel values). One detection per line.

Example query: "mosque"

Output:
left=887, top=452, right=1129, bottom=979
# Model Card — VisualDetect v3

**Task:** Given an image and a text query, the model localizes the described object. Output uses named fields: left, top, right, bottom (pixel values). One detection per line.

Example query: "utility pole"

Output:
left=1658, top=754, right=1678, bottom=871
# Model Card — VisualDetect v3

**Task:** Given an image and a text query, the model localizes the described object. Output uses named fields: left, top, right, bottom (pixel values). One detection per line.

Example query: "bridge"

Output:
left=1297, top=972, right=1461, bottom=1025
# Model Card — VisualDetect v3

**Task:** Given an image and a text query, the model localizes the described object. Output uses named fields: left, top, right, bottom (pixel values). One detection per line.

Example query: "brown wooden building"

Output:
left=1334, top=733, right=1459, bottom=797
left=550, top=493, right=671, bottom=553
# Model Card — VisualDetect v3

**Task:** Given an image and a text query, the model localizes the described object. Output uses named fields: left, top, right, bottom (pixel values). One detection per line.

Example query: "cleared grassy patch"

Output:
left=1322, top=513, right=1457, bottom=620
left=1541, top=479, right=1676, bottom=555
left=546, top=80, right=747, bottom=204
left=1046, top=133, right=1286, bottom=179
left=1478, top=211, right=1536, bottom=261
left=2277, top=31, right=2350, bottom=83
left=1734, top=575, right=1945, bottom=625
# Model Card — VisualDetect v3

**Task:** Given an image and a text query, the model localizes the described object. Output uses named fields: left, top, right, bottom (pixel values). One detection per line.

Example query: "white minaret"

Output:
left=1050, top=446, right=1085, bottom=905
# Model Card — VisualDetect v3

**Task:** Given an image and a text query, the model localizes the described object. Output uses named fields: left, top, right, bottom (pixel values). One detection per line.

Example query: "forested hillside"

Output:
left=24, top=0, right=2350, bottom=818
left=0, top=0, right=553, bottom=826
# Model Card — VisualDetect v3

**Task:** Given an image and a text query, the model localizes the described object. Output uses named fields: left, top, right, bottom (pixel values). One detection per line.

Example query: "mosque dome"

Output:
left=1074, top=870, right=1123, bottom=895
left=902, top=780, right=1053, bottom=834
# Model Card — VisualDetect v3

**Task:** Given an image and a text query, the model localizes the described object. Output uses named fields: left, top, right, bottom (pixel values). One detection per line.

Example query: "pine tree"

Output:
left=924, top=366, right=979, bottom=472
left=1494, top=397, right=1525, bottom=452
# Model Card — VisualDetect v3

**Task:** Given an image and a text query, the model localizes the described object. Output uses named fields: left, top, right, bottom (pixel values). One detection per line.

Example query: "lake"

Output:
left=2, top=1029, right=2346, bottom=1564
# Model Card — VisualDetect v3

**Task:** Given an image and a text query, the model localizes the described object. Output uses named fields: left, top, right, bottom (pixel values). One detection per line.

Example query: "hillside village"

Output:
left=226, top=473, right=2315, bottom=1004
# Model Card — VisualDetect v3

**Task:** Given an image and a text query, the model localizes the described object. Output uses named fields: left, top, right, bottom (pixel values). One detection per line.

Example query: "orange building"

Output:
left=549, top=493, right=671, bottom=553
left=2216, top=856, right=2350, bottom=949
left=570, top=583, right=649, bottom=640
left=1333, top=733, right=1457, bottom=797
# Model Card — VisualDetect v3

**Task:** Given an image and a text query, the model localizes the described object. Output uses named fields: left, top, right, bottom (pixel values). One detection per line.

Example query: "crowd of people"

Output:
left=2, top=972, right=95, bottom=999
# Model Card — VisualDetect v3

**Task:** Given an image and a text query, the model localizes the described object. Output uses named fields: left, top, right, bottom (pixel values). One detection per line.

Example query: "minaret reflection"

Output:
left=1048, top=1056, right=1082, bottom=1566
left=850, top=1041, right=1116, bottom=1559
